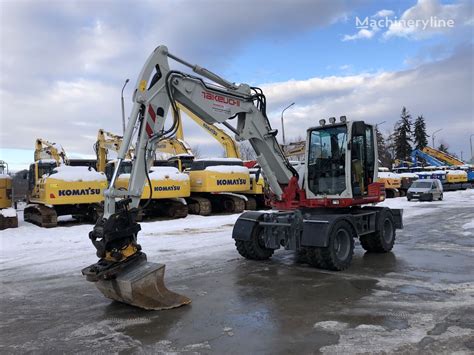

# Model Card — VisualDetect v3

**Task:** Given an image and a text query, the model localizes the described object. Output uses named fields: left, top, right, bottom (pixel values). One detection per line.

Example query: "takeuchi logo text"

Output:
left=202, top=91, right=240, bottom=107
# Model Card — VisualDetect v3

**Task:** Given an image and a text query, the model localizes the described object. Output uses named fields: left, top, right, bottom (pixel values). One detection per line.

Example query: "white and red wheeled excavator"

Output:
left=82, top=45, right=403, bottom=310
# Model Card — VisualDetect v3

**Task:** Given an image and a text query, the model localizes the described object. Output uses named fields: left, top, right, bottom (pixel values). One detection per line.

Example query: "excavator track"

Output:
left=186, top=196, right=212, bottom=216
left=244, top=196, right=257, bottom=211
left=0, top=215, right=18, bottom=230
left=143, top=200, right=188, bottom=219
left=212, top=195, right=246, bottom=214
left=24, top=204, right=57, bottom=228
left=227, top=195, right=246, bottom=213
left=165, top=200, right=188, bottom=219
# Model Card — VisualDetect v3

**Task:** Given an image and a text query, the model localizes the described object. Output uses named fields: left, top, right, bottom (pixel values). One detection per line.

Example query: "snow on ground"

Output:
left=0, top=189, right=473, bottom=278
left=378, top=188, right=474, bottom=218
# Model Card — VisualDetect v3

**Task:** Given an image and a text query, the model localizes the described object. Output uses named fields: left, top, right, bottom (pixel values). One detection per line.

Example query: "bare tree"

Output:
left=189, top=144, right=203, bottom=159
left=238, top=142, right=257, bottom=160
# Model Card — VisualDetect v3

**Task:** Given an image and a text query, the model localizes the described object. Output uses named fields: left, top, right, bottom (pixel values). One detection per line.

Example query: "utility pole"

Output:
left=470, top=134, right=474, bottom=163
left=121, top=79, right=130, bottom=134
left=280, top=102, right=295, bottom=145
left=431, top=128, right=442, bottom=148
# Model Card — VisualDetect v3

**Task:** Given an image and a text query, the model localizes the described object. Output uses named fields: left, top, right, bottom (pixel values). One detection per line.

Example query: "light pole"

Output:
left=121, top=78, right=130, bottom=134
left=470, top=134, right=474, bottom=163
left=431, top=128, right=442, bottom=148
left=281, top=102, right=295, bottom=145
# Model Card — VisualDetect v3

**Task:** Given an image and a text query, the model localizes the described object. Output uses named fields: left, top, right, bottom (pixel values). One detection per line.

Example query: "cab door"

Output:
left=350, top=122, right=376, bottom=197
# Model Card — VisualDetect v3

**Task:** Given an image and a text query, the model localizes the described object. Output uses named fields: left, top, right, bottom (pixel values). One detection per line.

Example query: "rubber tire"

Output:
left=318, top=220, right=355, bottom=271
left=235, top=226, right=274, bottom=261
left=360, top=211, right=395, bottom=253
left=428, top=193, right=434, bottom=202
left=295, top=248, right=309, bottom=264
left=438, top=193, right=443, bottom=201
left=407, top=197, right=411, bottom=201
left=307, top=247, right=327, bottom=269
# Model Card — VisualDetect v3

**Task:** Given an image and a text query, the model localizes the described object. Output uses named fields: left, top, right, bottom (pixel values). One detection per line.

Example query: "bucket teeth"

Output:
left=93, top=261, right=191, bottom=310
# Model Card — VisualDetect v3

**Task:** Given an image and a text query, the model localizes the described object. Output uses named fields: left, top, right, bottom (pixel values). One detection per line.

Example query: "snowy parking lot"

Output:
left=1, top=189, right=473, bottom=353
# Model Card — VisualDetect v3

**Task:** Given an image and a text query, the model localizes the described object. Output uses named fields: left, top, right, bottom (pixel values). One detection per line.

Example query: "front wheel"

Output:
left=360, top=211, right=395, bottom=253
left=318, top=220, right=355, bottom=271
left=235, top=227, right=274, bottom=261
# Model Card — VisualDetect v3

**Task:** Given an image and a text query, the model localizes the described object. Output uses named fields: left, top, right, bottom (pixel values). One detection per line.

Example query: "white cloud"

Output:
left=0, top=0, right=358, bottom=162
left=342, top=28, right=377, bottom=41
left=384, top=0, right=473, bottom=39
left=260, top=46, right=473, bottom=157
left=0, top=0, right=472, bottom=164
left=373, top=9, right=395, bottom=18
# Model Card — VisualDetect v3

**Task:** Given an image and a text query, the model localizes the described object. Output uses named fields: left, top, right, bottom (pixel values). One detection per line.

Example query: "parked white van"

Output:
left=407, top=179, right=443, bottom=201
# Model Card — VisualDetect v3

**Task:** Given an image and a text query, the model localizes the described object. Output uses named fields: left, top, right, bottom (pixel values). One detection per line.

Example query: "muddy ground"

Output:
left=1, top=203, right=473, bottom=354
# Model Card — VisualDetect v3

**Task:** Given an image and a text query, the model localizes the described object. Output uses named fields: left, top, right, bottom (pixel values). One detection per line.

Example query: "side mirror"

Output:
left=352, top=121, right=366, bottom=136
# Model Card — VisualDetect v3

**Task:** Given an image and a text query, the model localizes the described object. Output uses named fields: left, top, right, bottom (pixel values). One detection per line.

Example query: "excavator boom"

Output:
left=34, top=138, right=69, bottom=165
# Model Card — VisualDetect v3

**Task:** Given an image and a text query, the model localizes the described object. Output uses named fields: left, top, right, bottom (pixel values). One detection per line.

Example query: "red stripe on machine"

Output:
left=146, top=123, right=153, bottom=137
left=148, top=105, right=156, bottom=122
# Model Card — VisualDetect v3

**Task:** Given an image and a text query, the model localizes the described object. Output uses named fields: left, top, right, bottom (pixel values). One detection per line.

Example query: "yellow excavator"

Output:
left=176, top=102, right=266, bottom=209
left=24, top=139, right=108, bottom=227
left=0, top=161, right=18, bottom=230
left=158, top=103, right=251, bottom=215
left=377, top=167, right=402, bottom=198
left=95, top=129, right=190, bottom=219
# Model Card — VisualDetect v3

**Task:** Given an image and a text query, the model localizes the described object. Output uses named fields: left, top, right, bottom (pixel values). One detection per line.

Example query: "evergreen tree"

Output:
left=438, top=143, right=449, bottom=153
left=393, top=107, right=413, bottom=161
left=375, top=127, right=392, bottom=167
left=414, top=115, right=429, bottom=150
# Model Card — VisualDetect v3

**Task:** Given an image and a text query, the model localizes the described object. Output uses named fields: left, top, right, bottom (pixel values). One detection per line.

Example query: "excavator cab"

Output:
left=104, top=161, right=132, bottom=182
left=27, top=161, right=57, bottom=198
left=306, top=120, right=377, bottom=200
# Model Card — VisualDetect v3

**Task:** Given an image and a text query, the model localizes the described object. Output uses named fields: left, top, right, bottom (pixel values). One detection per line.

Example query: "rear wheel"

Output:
left=360, top=211, right=395, bottom=253
left=307, top=247, right=327, bottom=269
left=235, top=227, right=274, bottom=261
left=319, top=221, right=354, bottom=271
left=438, top=193, right=443, bottom=201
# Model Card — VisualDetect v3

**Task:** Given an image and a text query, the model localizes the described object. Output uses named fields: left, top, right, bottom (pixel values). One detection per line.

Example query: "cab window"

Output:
left=307, top=125, right=347, bottom=195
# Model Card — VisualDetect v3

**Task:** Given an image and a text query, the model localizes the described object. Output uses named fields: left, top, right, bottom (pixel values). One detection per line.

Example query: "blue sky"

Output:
left=0, top=0, right=473, bottom=171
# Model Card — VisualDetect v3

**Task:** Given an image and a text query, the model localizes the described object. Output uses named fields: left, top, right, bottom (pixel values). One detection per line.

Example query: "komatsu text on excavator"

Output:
left=82, top=45, right=403, bottom=310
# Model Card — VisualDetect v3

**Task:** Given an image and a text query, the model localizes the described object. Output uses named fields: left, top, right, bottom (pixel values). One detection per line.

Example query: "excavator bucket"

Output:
left=94, top=261, right=191, bottom=310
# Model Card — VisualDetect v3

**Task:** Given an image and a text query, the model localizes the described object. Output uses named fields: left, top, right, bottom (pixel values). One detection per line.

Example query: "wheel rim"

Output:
left=256, top=229, right=266, bottom=248
left=383, top=218, right=394, bottom=243
left=334, top=229, right=351, bottom=260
